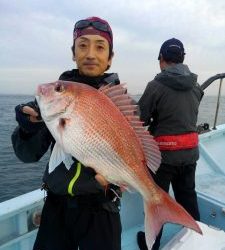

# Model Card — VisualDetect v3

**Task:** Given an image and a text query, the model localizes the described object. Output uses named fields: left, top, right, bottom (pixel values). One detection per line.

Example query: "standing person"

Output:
left=137, top=38, right=204, bottom=250
left=11, top=16, right=122, bottom=250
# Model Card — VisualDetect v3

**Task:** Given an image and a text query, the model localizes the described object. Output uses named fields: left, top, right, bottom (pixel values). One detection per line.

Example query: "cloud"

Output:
left=0, top=0, right=225, bottom=95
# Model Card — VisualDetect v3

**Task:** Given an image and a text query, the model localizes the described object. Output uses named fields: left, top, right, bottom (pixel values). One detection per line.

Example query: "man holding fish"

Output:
left=12, top=16, right=122, bottom=250
left=12, top=17, right=202, bottom=250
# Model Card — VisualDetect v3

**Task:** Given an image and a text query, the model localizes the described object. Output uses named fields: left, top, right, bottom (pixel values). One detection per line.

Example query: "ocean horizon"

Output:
left=0, top=94, right=225, bottom=203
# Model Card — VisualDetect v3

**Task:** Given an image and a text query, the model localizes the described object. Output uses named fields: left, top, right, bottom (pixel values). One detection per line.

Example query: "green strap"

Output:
left=68, top=162, right=82, bottom=196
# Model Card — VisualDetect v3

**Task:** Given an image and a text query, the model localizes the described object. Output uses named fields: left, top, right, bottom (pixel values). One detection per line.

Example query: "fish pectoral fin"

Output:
left=49, top=143, right=68, bottom=173
left=63, top=155, right=74, bottom=170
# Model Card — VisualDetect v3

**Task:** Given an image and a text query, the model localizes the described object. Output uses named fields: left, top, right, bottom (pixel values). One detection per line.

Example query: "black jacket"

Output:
left=11, top=69, right=121, bottom=212
left=139, top=64, right=204, bottom=166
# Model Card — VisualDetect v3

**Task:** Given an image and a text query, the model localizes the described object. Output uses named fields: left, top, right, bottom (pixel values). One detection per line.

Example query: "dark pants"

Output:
left=151, top=163, right=200, bottom=250
left=33, top=192, right=121, bottom=250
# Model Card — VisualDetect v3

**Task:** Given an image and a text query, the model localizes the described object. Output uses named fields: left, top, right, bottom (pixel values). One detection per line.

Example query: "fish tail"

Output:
left=143, top=190, right=202, bottom=249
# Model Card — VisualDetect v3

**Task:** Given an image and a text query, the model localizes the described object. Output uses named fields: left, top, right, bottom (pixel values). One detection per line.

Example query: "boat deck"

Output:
left=1, top=125, right=225, bottom=250
left=197, top=125, right=225, bottom=204
left=122, top=124, right=225, bottom=249
left=197, top=124, right=225, bottom=176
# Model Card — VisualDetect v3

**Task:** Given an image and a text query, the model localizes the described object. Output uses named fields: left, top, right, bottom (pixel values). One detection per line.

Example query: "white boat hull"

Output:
left=1, top=126, right=225, bottom=250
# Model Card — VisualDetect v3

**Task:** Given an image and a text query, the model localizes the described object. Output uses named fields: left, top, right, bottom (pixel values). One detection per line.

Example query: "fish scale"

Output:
left=63, top=115, right=139, bottom=186
left=77, top=92, right=146, bottom=173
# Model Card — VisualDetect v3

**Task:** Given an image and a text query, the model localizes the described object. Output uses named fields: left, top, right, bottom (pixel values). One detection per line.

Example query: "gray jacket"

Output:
left=139, top=64, right=204, bottom=166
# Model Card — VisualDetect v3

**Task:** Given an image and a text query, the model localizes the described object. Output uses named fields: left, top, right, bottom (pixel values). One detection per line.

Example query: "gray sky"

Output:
left=1, top=0, right=225, bottom=95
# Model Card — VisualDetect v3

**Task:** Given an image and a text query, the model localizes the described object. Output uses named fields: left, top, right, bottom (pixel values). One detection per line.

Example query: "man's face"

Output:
left=74, top=34, right=113, bottom=77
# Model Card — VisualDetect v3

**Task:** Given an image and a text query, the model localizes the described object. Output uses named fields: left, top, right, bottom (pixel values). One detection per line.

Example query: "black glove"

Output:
left=15, top=100, right=44, bottom=133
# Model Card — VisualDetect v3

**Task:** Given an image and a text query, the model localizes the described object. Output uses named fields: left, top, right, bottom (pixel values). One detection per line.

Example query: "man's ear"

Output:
left=71, top=45, right=76, bottom=62
left=110, top=51, right=114, bottom=60
left=107, top=51, right=114, bottom=68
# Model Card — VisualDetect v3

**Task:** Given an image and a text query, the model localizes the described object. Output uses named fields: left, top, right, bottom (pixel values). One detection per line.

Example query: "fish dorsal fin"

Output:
left=99, top=84, right=161, bottom=173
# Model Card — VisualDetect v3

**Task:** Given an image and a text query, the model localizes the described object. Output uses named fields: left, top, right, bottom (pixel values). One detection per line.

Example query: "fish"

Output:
left=36, top=80, right=202, bottom=249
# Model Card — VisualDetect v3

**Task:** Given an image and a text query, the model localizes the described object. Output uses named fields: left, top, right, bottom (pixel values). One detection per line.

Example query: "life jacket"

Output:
left=154, top=132, right=198, bottom=151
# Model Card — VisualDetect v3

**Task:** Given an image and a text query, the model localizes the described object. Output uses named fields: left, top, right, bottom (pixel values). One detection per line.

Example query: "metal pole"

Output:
left=213, top=78, right=223, bottom=129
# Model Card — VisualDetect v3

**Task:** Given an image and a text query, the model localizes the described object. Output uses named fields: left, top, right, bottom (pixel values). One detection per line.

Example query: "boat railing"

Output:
left=0, top=189, right=44, bottom=250
left=200, top=73, right=225, bottom=129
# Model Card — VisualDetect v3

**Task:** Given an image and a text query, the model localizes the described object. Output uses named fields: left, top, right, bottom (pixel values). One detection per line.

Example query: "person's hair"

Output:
left=159, top=49, right=184, bottom=64
left=158, top=38, right=185, bottom=64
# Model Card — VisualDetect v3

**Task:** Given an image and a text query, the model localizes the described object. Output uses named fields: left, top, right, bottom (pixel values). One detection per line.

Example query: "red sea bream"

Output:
left=36, top=81, right=202, bottom=249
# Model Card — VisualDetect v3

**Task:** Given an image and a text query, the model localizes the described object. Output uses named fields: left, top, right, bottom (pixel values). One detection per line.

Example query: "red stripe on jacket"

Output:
left=154, top=132, right=198, bottom=151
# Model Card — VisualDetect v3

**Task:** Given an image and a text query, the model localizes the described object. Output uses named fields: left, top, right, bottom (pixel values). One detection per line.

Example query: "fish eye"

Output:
left=55, top=83, right=64, bottom=93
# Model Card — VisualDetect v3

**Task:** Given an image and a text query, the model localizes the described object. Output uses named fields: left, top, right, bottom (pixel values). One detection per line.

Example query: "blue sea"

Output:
left=0, top=94, right=225, bottom=203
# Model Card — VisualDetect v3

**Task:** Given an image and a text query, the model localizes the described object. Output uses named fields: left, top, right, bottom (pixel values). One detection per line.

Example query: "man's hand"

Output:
left=21, top=106, right=42, bottom=123
left=95, top=173, right=109, bottom=187
left=15, top=101, right=44, bottom=133
left=95, top=173, right=122, bottom=202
